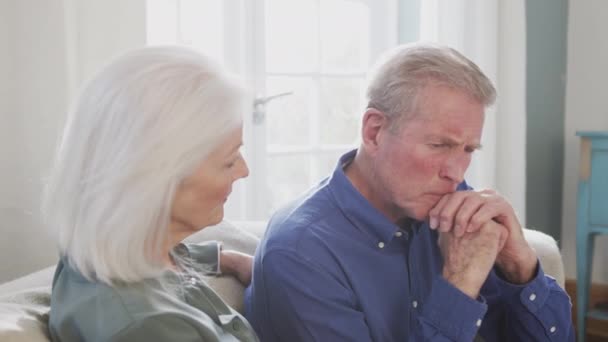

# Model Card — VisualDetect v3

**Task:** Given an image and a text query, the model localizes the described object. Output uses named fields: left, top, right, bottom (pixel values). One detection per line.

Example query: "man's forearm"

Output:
left=495, top=247, right=537, bottom=284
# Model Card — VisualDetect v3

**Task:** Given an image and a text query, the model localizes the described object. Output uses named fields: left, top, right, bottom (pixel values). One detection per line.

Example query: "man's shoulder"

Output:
left=262, top=184, right=343, bottom=253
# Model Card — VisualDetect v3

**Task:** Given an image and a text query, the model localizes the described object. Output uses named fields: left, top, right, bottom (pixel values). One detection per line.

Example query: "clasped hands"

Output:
left=429, top=190, right=538, bottom=299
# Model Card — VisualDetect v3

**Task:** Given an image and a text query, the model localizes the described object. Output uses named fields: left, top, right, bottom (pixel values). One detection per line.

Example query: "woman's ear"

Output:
left=360, top=108, right=388, bottom=153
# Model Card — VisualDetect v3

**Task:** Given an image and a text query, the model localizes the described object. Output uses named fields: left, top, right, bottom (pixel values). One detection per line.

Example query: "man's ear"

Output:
left=361, top=108, right=388, bottom=152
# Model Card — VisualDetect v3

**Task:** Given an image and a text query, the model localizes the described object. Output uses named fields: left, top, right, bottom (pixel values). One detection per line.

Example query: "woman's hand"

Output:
left=219, top=250, right=253, bottom=286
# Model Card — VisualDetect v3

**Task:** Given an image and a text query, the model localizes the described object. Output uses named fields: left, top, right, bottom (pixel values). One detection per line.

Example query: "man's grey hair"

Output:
left=366, top=43, right=496, bottom=128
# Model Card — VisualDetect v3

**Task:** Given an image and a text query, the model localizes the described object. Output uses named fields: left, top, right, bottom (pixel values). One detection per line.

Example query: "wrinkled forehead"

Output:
left=397, top=92, right=485, bottom=142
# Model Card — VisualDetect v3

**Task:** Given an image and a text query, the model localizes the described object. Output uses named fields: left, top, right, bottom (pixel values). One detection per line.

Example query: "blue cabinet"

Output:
left=576, top=131, right=608, bottom=342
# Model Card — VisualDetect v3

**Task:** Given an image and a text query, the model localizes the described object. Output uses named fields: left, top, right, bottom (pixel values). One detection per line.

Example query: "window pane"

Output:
left=266, top=155, right=311, bottom=214
left=320, top=0, right=370, bottom=72
left=146, top=0, right=224, bottom=62
left=319, top=77, right=364, bottom=145
left=316, top=151, right=346, bottom=179
left=179, top=0, right=224, bottom=61
left=266, top=76, right=314, bottom=145
left=265, top=0, right=318, bottom=72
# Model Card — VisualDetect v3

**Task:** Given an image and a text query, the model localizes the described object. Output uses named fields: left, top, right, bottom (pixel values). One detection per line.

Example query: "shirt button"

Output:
left=395, top=231, right=403, bottom=237
left=550, top=326, right=556, bottom=333
left=378, top=242, right=385, bottom=249
left=476, top=319, right=482, bottom=327
left=529, top=293, right=537, bottom=301
left=412, top=300, right=418, bottom=308
left=190, top=277, right=197, bottom=285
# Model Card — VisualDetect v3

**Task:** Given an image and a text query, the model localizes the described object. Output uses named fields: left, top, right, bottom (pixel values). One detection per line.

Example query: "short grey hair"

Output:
left=366, top=43, right=496, bottom=128
left=43, top=46, right=246, bottom=285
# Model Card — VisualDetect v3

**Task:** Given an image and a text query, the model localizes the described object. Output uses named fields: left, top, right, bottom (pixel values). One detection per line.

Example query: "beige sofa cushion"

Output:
left=0, top=287, right=51, bottom=342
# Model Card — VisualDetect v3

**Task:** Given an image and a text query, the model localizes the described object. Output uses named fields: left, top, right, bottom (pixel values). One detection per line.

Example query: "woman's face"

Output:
left=170, top=126, right=249, bottom=236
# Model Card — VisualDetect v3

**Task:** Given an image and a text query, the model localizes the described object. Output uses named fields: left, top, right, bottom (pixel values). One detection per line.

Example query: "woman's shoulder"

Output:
left=49, top=259, right=188, bottom=340
left=49, top=258, right=257, bottom=340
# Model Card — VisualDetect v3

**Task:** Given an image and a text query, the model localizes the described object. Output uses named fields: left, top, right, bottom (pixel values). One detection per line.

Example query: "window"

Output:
left=147, top=0, right=397, bottom=220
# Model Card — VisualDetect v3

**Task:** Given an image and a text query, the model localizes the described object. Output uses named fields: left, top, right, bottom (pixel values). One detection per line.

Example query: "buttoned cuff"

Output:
left=493, top=260, right=548, bottom=311
left=420, top=276, right=488, bottom=341
left=493, top=262, right=569, bottom=339
left=184, top=241, right=221, bottom=275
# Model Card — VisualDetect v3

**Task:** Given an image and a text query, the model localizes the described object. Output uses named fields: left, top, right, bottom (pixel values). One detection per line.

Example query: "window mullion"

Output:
left=310, top=0, right=322, bottom=182
left=247, top=0, right=269, bottom=220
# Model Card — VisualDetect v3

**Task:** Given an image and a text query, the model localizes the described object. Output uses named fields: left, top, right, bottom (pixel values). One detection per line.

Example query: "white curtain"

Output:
left=417, top=0, right=527, bottom=222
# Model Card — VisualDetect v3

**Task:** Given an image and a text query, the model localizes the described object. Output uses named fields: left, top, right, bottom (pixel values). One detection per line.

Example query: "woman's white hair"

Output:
left=43, top=46, right=246, bottom=285
left=366, top=43, right=496, bottom=129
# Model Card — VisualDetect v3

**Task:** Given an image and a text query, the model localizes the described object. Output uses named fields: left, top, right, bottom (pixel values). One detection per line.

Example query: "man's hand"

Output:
left=220, top=250, right=253, bottom=286
left=429, top=190, right=537, bottom=284
left=439, top=220, right=507, bottom=298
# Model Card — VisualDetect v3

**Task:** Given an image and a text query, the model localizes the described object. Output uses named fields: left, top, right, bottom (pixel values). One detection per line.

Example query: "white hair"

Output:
left=366, top=43, right=496, bottom=129
left=43, top=46, right=246, bottom=285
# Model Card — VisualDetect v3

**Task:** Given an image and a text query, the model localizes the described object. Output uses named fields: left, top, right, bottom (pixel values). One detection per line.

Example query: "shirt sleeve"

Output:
left=416, top=276, right=488, bottom=341
left=458, top=181, right=574, bottom=340
left=185, top=241, right=221, bottom=275
left=259, top=249, right=375, bottom=341
left=490, top=263, right=575, bottom=341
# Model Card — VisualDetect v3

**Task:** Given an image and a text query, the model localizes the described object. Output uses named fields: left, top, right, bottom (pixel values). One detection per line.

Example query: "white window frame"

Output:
left=146, top=0, right=398, bottom=220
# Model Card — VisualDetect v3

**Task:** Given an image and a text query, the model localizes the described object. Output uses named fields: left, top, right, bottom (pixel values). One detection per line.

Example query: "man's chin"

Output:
left=404, top=209, right=429, bottom=223
left=398, top=203, right=433, bottom=223
left=416, top=208, right=437, bottom=224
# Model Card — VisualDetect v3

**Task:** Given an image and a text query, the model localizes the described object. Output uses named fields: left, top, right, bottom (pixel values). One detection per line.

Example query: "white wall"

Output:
left=0, top=1, right=68, bottom=283
left=0, top=0, right=146, bottom=283
left=62, top=0, right=148, bottom=98
left=562, top=0, right=608, bottom=284
left=0, top=1, right=16, bottom=203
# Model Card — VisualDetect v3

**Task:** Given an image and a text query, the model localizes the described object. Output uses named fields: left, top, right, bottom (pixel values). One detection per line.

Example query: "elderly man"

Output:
left=245, top=43, right=573, bottom=341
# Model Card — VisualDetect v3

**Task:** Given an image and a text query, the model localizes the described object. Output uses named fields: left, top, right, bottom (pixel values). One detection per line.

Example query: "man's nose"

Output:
left=439, top=154, right=469, bottom=184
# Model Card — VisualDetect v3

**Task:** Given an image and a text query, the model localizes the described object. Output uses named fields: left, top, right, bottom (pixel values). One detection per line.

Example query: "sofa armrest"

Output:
left=523, top=228, right=565, bottom=289
left=0, top=267, right=55, bottom=295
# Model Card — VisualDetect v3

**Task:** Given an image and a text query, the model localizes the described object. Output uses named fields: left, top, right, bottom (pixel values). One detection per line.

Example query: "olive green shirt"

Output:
left=49, top=242, right=258, bottom=342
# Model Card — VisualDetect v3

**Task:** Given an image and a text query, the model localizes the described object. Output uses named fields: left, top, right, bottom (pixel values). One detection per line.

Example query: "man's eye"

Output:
left=430, top=143, right=447, bottom=149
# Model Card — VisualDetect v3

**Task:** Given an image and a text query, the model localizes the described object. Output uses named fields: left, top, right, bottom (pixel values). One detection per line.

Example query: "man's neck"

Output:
left=344, top=151, right=405, bottom=224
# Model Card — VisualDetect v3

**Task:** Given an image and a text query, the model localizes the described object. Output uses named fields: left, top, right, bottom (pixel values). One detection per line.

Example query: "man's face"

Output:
left=372, top=84, right=485, bottom=222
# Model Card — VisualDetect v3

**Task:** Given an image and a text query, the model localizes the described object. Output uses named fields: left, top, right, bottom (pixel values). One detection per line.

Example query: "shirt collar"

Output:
left=327, top=149, right=404, bottom=245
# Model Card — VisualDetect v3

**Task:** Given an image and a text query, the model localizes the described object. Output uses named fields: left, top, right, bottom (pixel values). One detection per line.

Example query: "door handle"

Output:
left=253, top=91, right=294, bottom=125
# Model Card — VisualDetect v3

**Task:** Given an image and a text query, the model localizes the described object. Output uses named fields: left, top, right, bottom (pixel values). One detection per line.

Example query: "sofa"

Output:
left=0, top=220, right=565, bottom=341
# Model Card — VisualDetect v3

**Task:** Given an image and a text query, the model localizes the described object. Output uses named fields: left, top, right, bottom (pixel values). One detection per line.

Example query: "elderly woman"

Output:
left=43, top=46, right=258, bottom=341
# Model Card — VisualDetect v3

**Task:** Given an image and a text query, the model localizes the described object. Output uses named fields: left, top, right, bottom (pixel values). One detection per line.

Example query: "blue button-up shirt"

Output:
left=245, top=150, right=573, bottom=341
